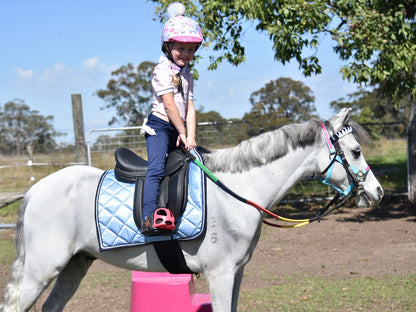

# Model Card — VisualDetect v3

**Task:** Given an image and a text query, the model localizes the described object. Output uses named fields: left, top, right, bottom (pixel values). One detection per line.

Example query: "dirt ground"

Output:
left=1, top=196, right=415, bottom=311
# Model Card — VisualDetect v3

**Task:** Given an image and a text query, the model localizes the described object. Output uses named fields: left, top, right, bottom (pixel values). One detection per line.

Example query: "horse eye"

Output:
left=352, top=148, right=361, bottom=159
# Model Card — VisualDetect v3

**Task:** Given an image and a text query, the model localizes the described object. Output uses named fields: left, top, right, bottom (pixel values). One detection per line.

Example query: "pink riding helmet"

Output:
left=161, top=3, right=203, bottom=46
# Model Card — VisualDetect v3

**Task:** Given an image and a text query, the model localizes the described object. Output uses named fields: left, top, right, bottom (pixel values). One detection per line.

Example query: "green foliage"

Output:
left=96, top=62, right=156, bottom=126
left=196, top=106, right=226, bottom=123
left=195, top=107, right=251, bottom=147
left=0, top=99, right=61, bottom=156
left=151, top=1, right=416, bottom=100
left=331, top=1, right=416, bottom=100
left=243, top=77, right=317, bottom=133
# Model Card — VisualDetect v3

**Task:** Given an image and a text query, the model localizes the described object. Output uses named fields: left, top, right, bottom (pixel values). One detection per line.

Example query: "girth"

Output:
left=114, top=147, right=191, bottom=229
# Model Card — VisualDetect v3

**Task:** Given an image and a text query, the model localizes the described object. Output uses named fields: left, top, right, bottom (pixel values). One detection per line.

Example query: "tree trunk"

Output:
left=408, top=97, right=416, bottom=202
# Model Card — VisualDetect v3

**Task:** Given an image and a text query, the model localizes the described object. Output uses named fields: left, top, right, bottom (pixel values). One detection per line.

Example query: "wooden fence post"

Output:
left=71, top=94, right=88, bottom=164
left=408, top=99, right=416, bottom=202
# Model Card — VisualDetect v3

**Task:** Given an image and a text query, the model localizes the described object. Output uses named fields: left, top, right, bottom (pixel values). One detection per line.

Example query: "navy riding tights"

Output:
left=143, top=113, right=178, bottom=221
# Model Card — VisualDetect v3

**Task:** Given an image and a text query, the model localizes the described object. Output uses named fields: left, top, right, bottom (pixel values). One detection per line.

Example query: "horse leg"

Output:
left=1, top=251, right=58, bottom=312
left=41, top=253, right=95, bottom=312
left=205, top=267, right=244, bottom=312
left=231, top=267, right=244, bottom=311
left=17, top=242, right=76, bottom=311
left=17, top=267, right=58, bottom=311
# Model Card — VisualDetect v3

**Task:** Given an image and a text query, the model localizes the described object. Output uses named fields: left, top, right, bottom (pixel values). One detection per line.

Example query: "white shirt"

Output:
left=151, top=55, right=194, bottom=121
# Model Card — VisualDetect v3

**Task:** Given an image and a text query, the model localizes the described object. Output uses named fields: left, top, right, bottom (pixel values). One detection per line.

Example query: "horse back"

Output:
left=22, top=165, right=104, bottom=248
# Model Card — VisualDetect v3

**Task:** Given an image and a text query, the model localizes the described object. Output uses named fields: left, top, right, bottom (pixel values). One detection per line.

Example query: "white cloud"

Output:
left=37, top=62, right=72, bottom=87
left=14, top=67, right=34, bottom=79
left=78, top=57, right=114, bottom=85
left=12, top=57, right=113, bottom=91
left=53, top=62, right=66, bottom=71
left=82, top=56, right=101, bottom=68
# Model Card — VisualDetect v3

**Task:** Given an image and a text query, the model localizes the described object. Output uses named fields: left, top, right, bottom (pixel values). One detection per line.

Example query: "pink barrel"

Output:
left=131, top=271, right=212, bottom=312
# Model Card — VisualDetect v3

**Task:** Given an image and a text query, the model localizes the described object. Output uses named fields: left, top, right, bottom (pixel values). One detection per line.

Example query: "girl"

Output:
left=141, top=3, right=203, bottom=235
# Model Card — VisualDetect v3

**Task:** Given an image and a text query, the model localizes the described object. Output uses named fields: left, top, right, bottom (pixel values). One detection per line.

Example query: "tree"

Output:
left=331, top=88, right=410, bottom=124
left=152, top=1, right=416, bottom=99
left=96, top=61, right=156, bottom=126
left=196, top=106, right=226, bottom=123
left=0, top=99, right=60, bottom=156
left=330, top=88, right=410, bottom=138
left=243, top=77, right=317, bottom=133
left=151, top=1, right=416, bottom=200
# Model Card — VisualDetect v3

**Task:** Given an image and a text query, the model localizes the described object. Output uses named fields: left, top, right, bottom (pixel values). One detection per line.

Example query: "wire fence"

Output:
left=85, top=121, right=253, bottom=168
left=0, top=121, right=408, bottom=207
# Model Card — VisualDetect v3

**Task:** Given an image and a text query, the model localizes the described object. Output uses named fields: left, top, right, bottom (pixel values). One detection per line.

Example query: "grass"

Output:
left=80, top=271, right=132, bottom=290
left=367, top=153, right=408, bottom=192
left=0, top=202, right=19, bottom=267
left=0, top=201, right=20, bottom=224
left=238, top=274, right=416, bottom=311
left=0, top=229, right=15, bottom=266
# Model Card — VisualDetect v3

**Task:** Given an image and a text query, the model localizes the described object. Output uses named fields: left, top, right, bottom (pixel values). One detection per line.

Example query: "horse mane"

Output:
left=203, top=118, right=369, bottom=174
left=345, top=120, right=370, bottom=145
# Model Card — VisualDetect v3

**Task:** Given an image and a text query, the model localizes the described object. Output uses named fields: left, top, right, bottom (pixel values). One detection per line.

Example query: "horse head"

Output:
left=317, top=108, right=384, bottom=207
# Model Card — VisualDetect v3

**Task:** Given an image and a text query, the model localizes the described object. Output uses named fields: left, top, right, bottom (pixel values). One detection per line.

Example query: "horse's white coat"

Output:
left=1, top=109, right=383, bottom=312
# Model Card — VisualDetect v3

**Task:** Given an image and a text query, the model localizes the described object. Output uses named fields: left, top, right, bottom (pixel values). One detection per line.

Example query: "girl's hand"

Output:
left=176, top=133, right=189, bottom=149
left=186, top=136, right=197, bottom=150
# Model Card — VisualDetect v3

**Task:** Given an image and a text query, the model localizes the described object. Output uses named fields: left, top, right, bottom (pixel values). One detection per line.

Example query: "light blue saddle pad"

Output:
left=95, top=150, right=206, bottom=251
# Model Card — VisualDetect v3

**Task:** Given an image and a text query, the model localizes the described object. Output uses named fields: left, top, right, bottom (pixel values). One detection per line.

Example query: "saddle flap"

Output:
left=133, top=148, right=190, bottom=228
left=165, top=148, right=190, bottom=176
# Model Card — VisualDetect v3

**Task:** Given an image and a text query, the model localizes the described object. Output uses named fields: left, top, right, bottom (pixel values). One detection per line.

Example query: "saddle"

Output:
left=114, top=147, right=191, bottom=229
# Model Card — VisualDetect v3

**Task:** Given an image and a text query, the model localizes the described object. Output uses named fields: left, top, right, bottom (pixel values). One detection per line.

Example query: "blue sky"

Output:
left=1, top=1, right=359, bottom=142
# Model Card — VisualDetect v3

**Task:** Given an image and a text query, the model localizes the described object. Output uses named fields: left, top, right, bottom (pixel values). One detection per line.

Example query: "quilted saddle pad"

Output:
left=95, top=149, right=206, bottom=251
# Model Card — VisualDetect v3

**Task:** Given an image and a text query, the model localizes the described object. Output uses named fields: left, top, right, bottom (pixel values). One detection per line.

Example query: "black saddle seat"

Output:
left=114, top=148, right=148, bottom=183
left=114, top=147, right=195, bottom=184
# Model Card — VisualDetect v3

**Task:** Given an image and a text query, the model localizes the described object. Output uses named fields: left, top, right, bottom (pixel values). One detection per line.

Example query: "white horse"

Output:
left=1, top=109, right=383, bottom=312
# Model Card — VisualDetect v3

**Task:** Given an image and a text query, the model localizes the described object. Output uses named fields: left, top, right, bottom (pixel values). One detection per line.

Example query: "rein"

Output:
left=182, top=122, right=369, bottom=228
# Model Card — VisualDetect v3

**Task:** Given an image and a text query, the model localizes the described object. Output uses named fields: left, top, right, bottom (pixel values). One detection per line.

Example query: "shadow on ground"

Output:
left=270, top=195, right=416, bottom=224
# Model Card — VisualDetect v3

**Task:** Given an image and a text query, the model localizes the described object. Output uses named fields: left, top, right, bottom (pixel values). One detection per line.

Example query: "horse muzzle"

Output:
left=355, top=183, right=384, bottom=207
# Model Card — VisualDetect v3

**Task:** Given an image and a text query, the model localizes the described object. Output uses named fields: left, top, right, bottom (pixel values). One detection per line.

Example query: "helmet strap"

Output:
left=162, top=42, right=185, bottom=99
left=162, top=42, right=183, bottom=68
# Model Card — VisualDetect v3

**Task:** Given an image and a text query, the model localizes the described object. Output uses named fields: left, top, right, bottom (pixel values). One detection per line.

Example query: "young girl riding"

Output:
left=141, top=2, right=203, bottom=235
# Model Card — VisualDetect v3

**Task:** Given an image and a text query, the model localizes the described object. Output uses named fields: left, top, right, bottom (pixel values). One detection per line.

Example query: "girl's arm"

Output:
left=160, top=93, right=189, bottom=149
left=186, top=99, right=197, bottom=150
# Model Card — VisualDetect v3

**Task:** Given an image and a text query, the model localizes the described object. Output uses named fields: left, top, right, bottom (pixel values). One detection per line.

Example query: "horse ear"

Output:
left=330, top=108, right=352, bottom=131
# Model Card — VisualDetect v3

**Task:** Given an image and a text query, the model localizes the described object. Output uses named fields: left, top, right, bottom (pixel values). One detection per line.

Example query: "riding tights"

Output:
left=143, top=113, right=178, bottom=221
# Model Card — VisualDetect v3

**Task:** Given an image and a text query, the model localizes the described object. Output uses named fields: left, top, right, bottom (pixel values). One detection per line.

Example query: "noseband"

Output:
left=320, top=121, right=370, bottom=198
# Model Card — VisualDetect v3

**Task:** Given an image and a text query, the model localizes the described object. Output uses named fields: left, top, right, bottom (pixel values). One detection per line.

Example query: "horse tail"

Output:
left=1, top=194, right=28, bottom=312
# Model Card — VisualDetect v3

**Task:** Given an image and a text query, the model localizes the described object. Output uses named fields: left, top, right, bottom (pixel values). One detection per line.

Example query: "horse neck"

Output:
left=212, top=144, right=320, bottom=210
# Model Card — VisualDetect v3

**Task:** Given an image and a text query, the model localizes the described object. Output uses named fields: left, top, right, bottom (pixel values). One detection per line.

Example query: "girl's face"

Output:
left=170, top=42, right=199, bottom=67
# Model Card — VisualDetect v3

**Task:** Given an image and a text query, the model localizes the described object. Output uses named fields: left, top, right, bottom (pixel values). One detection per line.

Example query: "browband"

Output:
left=330, top=125, right=353, bottom=143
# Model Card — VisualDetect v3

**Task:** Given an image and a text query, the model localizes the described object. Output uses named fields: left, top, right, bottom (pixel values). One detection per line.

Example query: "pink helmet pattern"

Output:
left=161, top=2, right=203, bottom=46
